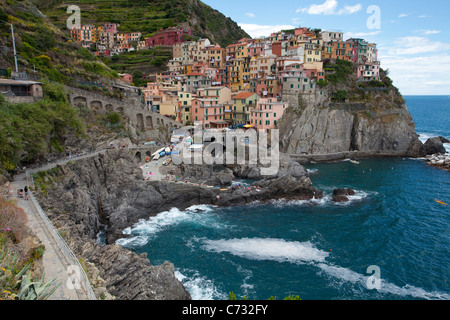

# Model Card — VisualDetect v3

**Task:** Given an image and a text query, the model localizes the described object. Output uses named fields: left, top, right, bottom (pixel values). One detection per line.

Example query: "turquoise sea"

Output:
left=117, top=96, right=450, bottom=300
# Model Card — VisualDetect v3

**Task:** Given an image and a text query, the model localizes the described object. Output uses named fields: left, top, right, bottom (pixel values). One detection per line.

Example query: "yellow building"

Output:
left=91, top=26, right=104, bottom=43
left=177, top=91, right=194, bottom=124
left=230, top=58, right=243, bottom=92
left=160, top=102, right=178, bottom=118
left=232, top=92, right=260, bottom=125
left=304, top=43, right=322, bottom=63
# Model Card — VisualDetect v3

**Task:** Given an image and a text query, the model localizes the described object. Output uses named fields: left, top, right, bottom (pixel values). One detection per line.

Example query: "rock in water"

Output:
left=333, top=188, right=356, bottom=203
left=424, top=137, right=446, bottom=155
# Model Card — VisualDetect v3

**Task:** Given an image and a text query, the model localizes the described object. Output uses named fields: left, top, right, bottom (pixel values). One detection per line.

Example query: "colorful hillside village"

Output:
left=69, top=24, right=381, bottom=130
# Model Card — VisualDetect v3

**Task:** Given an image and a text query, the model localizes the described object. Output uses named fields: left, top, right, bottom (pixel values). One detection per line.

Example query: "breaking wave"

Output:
left=201, top=237, right=449, bottom=300
left=116, top=205, right=221, bottom=248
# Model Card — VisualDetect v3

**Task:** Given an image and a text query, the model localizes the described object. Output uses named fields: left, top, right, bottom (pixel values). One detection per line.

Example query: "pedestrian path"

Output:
left=8, top=150, right=110, bottom=300
left=11, top=174, right=81, bottom=300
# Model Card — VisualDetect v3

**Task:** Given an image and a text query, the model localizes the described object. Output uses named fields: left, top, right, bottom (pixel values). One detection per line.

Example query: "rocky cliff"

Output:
left=278, top=62, right=424, bottom=159
left=33, top=150, right=322, bottom=299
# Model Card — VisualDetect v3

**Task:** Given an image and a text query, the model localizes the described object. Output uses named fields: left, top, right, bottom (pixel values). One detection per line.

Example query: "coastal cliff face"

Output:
left=34, top=150, right=321, bottom=299
left=278, top=64, right=423, bottom=159
left=279, top=94, right=421, bottom=156
left=35, top=151, right=193, bottom=300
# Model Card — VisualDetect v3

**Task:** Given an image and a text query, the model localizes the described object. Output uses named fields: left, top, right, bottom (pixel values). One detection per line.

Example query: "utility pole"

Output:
left=11, top=23, right=18, bottom=73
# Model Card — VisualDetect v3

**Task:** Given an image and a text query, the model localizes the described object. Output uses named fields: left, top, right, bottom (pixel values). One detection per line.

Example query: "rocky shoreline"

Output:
left=422, top=136, right=450, bottom=171
left=426, top=154, right=450, bottom=172
left=27, top=130, right=450, bottom=300
left=32, top=150, right=326, bottom=300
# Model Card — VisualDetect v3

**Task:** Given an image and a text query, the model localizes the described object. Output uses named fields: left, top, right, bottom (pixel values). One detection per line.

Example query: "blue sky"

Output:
left=202, top=0, right=450, bottom=95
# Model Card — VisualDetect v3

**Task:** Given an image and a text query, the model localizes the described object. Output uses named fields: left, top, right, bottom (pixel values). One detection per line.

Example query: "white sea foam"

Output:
left=202, top=238, right=330, bottom=264
left=316, top=263, right=450, bottom=300
left=334, top=190, right=373, bottom=206
left=200, top=236, right=450, bottom=300
left=186, top=204, right=217, bottom=213
left=116, top=205, right=221, bottom=248
left=175, top=270, right=226, bottom=300
left=269, top=189, right=372, bottom=208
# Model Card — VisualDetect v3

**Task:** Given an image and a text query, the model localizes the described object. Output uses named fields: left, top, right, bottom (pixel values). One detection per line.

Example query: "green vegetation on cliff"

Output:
left=32, top=0, right=249, bottom=48
left=0, top=0, right=118, bottom=84
left=103, top=47, right=172, bottom=81
left=0, top=82, right=85, bottom=171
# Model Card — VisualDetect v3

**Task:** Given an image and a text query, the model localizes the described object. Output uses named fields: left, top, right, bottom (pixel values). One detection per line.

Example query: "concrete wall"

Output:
left=4, top=96, right=42, bottom=104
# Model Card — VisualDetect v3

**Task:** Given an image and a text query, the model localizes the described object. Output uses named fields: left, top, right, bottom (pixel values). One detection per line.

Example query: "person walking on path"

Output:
left=24, top=185, right=29, bottom=201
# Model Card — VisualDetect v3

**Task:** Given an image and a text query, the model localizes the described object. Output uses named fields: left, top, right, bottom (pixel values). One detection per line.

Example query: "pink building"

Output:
left=191, top=98, right=227, bottom=128
left=119, top=73, right=133, bottom=83
left=357, top=62, right=380, bottom=81
left=303, top=68, right=325, bottom=81
left=142, top=83, right=162, bottom=99
left=104, top=23, right=119, bottom=34
left=247, top=43, right=265, bottom=57
left=250, top=98, right=288, bottom=130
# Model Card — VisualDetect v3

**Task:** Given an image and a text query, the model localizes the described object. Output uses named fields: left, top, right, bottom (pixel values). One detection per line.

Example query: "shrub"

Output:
left=316, top=79, right=328, bottom=88
left=332, top=89, right=348, bottom=102
left=106, top=112, right=121, bottom=125
left=325, top=59, right=354, bottom=84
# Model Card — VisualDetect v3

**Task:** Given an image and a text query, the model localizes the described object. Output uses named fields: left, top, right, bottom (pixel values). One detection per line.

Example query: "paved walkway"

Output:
left=11, top=174, right=80, bottom=300
left=8, top=151, right=110, bottom=300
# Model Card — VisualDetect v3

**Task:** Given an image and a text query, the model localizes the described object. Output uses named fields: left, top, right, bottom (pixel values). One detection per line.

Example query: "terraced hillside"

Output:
left=0, top=0, right=118, bottom=84
left=31, top=0, right=250, bottom=47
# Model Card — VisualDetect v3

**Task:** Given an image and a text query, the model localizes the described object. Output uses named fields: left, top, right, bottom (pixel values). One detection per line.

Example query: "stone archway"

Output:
left=73, top=96, right=87, bottom=107
left=135, top=152, right=142, bottom=163
left=90, top=100, right=103, bottom=110
left=116, top=107, right=124, bottom=114
left=146, top=116, right=154, bottom=129
left=105, top=104, right=114, bottom=113
left=136, top=114, right=144, bottom=131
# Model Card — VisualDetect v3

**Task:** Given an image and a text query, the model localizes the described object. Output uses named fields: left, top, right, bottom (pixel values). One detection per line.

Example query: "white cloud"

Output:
left=418, top=15, right=431, bottom=18
left=338, top=4, right=362, bottom=15
left=398, top=13, right=408, bottom=18
left=380, top=37, right=450, bottom=94
left=297, top=0, right=361, bottom=15
left=379, top=54, right=450, bottom=95
left=345, top=31, right=381, bottom=39
left=420, top=30, right=441, bottom=35
left=238, top=23, right=295, bottom=38
left=387, top=37, right=450, bottom=55
left=245, top=13, right=256, bottom=18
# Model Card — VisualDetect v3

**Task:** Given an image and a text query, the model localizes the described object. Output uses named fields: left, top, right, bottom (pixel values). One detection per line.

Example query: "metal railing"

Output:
left=24, top=153, right=107, bottom=300
left=26, top=189, right=97, bottom=300
left=22, top=146, right=170, bottom=300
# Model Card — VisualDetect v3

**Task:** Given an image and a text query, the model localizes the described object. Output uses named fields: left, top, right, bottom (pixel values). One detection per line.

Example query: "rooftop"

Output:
left=233, top=92, right=257, bottom=99
left=0, top=79, right=42, bottom=86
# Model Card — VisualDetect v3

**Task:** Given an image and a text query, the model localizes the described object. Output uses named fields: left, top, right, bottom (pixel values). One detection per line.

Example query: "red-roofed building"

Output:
left=232, top=92, right=260, bottom=125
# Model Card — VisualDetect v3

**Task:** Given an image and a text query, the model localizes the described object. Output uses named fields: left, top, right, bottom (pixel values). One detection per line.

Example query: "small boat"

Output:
left=435, top=199, right=449, bottom=206
left=350, top=160, right=360, bottom=165
left=152, top=148, right=165, bottom=157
